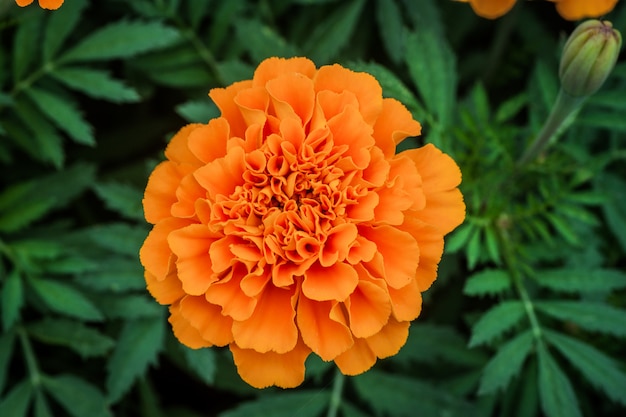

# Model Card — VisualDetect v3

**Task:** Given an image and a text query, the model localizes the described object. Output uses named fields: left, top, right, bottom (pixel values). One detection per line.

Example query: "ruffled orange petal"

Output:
left=346, top=267, right=392, bottom=338
left=365, top=317, right=410, bottom=359
left=550, top=0, right=618, bottom=20
left=169, top=302, right=212, bottom=349
left=297, top=296, right=353, bottom=360
left=179, top=295, right=233, bottom=346
left=168, top=224, right=221, bottom=295
left=333, top=337, right=376, bottom=376
left=399, top=216, right=445, bottom=291
left=230, top=338, right=311, bottom=389
left=209, top=80, right=253, bottom=138
left=140, top=217, right=192, bottom=280
left=387, top=278, right=422, bottom=321
left=143, top=161, right=194, bottom=224
left=372, top=98, right=422, bottom=158
left=16, top=0, right=34, bottom=6
left=252, top=57, right=317, bottom=87
left=359, top=225, right=419, bottom=289
left=328, top=106, right=375, bottom=170
left=231, top=285, right=298, bottom=353
left=302, top=261, right=359, bottom=301
left=314, top=64, right=383, bottom=126
left=164, top=123, right=204, bottom=166
left=266, top=73, right=316, bottom=125
left=205, top=264, right=257, bottom=321
left=404, top=144, right=465, bottom=234
left=187, top=118, right=230, bottom=164
left=145, top=270, right=185, bottom=305
left=194, top=146, right=246, bottom=201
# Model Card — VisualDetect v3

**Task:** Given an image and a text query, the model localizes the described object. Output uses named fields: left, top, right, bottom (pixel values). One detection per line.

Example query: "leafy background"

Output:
left=1, top=0, right=626, bottom=416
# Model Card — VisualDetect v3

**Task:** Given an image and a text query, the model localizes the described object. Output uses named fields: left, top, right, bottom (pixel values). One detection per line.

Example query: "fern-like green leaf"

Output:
left=42, top=0, right=88, bottom=61
left=544, top=329, right=626, bottom=405
left=61, top=20, right=180, bottom=62
left=27, top=318, right=115, bottom=358
left=106, top=317, right=165, bottom=403
left=220, top=391, right=330, bottom=417
left=0, top=379, right=32, bottom=417
left=464, top=269, right=511, bottom=297
left=532, top=268, right=626, bottom=293
left=42, top=375, right=111, bottom=417
left=28, top=278, right=104, bottom=322
left=469, top=301, right=525, bottom=347
left=51, top=67, right=141, bottom=103
left=93, top=182, right=144, bottom=221
left=478, top=329, right=534, bottom=394
left=0, top=331, right=16, bottom=395
left=537, top=342, right=582, bottom=417
left=535, top=300, right=626, bottom=337
left=1, top=270, right=24, bottom=331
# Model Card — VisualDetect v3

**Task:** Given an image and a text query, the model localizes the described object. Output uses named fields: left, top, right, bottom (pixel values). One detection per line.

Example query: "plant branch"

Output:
left=326, top=369, right=346, bottom=417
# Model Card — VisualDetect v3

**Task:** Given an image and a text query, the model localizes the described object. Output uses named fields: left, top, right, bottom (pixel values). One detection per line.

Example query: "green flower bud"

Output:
left=559, top=20, right=622, bottom=98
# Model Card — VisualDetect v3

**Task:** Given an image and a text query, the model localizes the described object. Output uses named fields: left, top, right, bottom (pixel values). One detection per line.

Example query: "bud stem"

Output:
left=517, top=89, right=585, bottom=167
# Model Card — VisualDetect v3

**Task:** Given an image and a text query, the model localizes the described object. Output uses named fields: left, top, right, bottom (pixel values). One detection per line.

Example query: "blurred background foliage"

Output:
left=1, top=0, right=626, bottom=416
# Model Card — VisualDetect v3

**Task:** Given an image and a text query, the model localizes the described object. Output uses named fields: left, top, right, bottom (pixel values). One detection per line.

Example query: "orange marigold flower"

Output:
left=15, top=0, right=63, bottom=9
left=140, top=57, right=466, bottom=388
left=456, top=0, right=619, bottom=20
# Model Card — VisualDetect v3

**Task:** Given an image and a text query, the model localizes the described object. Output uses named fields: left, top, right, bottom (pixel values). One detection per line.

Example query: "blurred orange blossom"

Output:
left=456, top=0, right=619, bottom=20
left=139, top=57, right=465, bottom=388
left=15, top=0, right=63, bottom=9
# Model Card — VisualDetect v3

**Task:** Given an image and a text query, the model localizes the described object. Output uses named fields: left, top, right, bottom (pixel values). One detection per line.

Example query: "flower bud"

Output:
left=559, top=20, right=622, bottom=98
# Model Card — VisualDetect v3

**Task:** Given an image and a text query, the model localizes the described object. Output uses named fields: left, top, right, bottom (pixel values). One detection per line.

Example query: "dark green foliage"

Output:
left=1, top=0, right=626, bottom=416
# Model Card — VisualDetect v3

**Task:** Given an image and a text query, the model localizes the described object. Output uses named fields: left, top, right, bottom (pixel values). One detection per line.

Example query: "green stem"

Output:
left=326, top=370, right=346, bottom=417
left=497, top=226, right=543, bottom=341
left=517, top=89, right=585, bottom=167
left=18, top=327, right=42, bottom=387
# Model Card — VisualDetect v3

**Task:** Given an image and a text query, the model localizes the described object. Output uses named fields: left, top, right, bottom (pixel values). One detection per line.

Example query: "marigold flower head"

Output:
left=140, top=57, right=465, bottom=388
left=456, top=0, right=619, bottom=20
left=15, top=0, right=63, bottom=10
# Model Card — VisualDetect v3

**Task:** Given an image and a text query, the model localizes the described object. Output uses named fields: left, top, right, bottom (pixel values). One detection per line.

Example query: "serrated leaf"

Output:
left=0, top=331, right=16, bottom=394
left=464, top=269, right=511, bottom=297
left=13, top=13, right=43, bottom=81
left=577, top=111, right=626, bottom=132
left=84, top=223, right=147, bottom=256
left=535, top=300, right=626, bottom=338
left=27, top=318, right=114, bottom=358
left=220, top=390, right=329, bottom=417
left=340, top=401, right=372, bottom=417
left=0, top=379, right=32, bottom=417
left=495, top=93, right=528, bottom=123
left=544, top=329, right=626, bottom=405
left=73, top=258, right=145, bottom=292
left=545, top=212, right=580, bottom=246
left=406, top=28, right=456, bottom=128
left=596, top=173, right=626, bottom=252
left=29, top=278, right=104, bottom=321
left=375, top=0, right=405, bottom=63
left=61, top=20, right=180, bottom=62
left=400, top=0, right=444, bottom=37
left=51, top=67, right=140, bottom=103
left=469, top=301, right=525, bottom=347
left=175, top=99, right=220, bottom=123
left=235, top=19, right=299, bottom=62
left=182, top=346, right=216, bottom=386
left=537, top=343, right=582, bottom=417
left=353, top=370, right=476, bottom=417
left=96, top=294, right=163, bottom=319
left=479, top=330, right=534, bottom=394
left=43, top=0, right=88, bottom=61
left=302, top=0, right=365, bottom=63
left=394, top=324, right=486, bottom=367
left=443, top=222, right=476, bottom=254
left=26, top=87, right=94, bottom=146
left=186, top=0, right=211, bottom=30
left=216, top=60, right=255, bottom=86
left=106, top=317, right=165, bottom=403
left=43, top=375, right=111, bottom=417
left=93, top=182, right=144, bottom=220
left=532, top=268, right=626, bottom=293
left=1, top=270, right=24, bottom=330
left=8, top=100, right=65, bottom=168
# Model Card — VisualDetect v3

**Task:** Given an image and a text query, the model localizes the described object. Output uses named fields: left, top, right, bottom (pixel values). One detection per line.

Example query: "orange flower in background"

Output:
left=140, top=57, right=465, bottom=388
left=15, top=0, right=63, bottom=9
left=550, top=0, right=619, bottom=20
left=456, top=0, right=619, bottom=20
